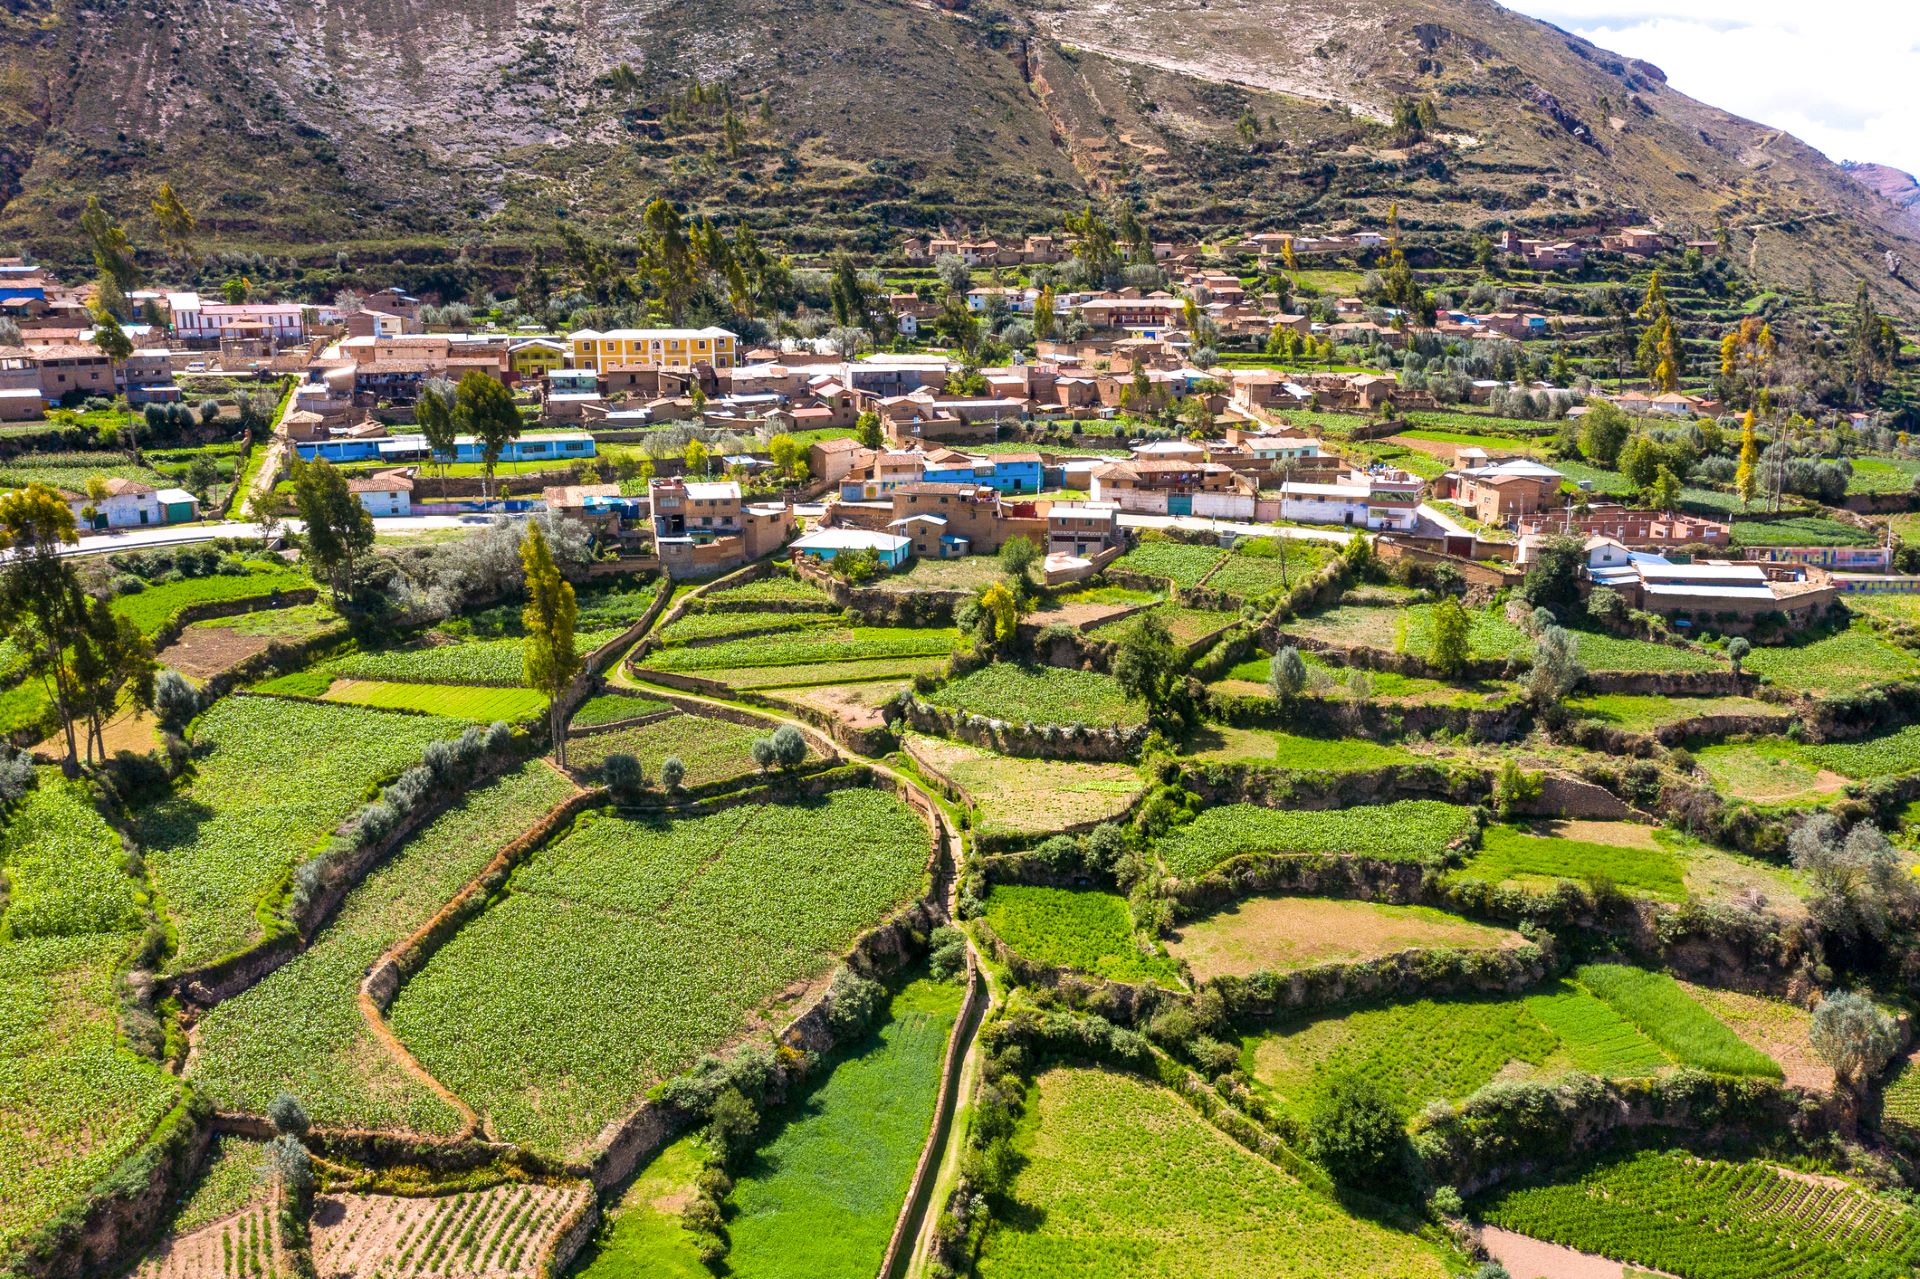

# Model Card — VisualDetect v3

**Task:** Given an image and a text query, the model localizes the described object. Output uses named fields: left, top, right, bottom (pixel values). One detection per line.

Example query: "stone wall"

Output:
left=897, top=697, right=1148, bottom=762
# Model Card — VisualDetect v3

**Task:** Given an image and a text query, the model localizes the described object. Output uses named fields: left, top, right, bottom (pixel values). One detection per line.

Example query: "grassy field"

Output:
left=925, top=665, right=1145, bottom=728
left=1183, top=727, right=1420, bottom=772
left=639, top=626, right=959, bottom=675
left=975, top=1068, right=1450, bottom=1278
left=1461, top=823, right=1689, bottom=900
left=1696, top=739, right=1853, bottom=806
left=565, top=713, right=781, bottom=790
left=1109, top=541, right=1227, bottom=588
left=189, top=764, right=575, bottom=1135
left=570, top=692, right=673, bottom=728
left=1, top=773, right=187, bottom=1258
left=188, top=601, right=343, bottom=641
left=1399, top=605, right=1723, bottom=674
left=1156, top=801, right=1477, bottom=879
left=135, top=697, right=465, bottom=969
left=1170, top=897, right=1523, bottom=981
left=983, top=885, right=1181, bottom=987
left=1728, top=515, right=1878, bottom=548
left=387, top=791, right=931, bottom=1157
left=1476, top=1149, right=1920, bottom=1279
left=1739, top=626, right=1917, bottom=697
left=903, top=734, right=1141, bottom=842
left=1565, top=693, right=1777, bottom=734
left=111, top=564, right=312, bottom=637
left=570, top=1135, right=710, bottom=1279
left=316, top=678, right=548, bottom=722
left=723, top=975, right=965, bottom=1278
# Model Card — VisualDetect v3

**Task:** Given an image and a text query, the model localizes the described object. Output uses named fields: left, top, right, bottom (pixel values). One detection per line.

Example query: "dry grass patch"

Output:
left=156, top=627, right=275, bottom=683
left=770, top=680, right=910, bottom=735
left=905, top=733, right=1142, bottom=840
left=1169, top=896, right=1525, bottom=982
left=1677, top=982, right=1830, bottom=1091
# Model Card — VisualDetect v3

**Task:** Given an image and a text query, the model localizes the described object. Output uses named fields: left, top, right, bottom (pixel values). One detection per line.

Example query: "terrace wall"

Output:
left=897, top=696, right=1149, bottom=762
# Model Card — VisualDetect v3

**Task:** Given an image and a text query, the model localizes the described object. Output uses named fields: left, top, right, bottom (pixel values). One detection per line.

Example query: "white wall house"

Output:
left=347, top=474, right=413, bottom=517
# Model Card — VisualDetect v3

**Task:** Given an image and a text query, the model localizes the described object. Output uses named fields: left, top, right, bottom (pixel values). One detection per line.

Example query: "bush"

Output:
left=770, top=724, right=808, bottom=771
left=661, top=755, right=686, bottom=791
left=928, top=925, right=968, bottom=980
left=602, top=752, right=644, bottom=798
left=153, top=669, right=200, bottom=733
left=267, top=1092, right=310, bottom=1137
left=1307, top=1072, right=1408, bottom=1190
left=825, top=966, right=885, bottom=1037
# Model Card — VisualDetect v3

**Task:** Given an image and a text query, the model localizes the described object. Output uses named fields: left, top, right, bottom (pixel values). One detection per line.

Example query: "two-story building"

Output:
left=167, top=294, right=308, bottom=344
left=568, top=327, right=737, bottom=373
left=647, top=476, right=793, bottom=578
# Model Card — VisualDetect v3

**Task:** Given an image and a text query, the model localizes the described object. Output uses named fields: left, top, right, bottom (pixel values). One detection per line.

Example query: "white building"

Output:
left=58, top=478, right=199, bottom=529
left=166, top=294, right=307, bottom=343
left=347, top=473, right=414, bottom=517
left=1277, top=480, right=1418, bottom=531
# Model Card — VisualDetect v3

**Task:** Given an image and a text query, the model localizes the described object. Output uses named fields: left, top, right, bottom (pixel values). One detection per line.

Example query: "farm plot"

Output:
left=861, top=555, right=1009, bottom=593
left=685, top=657, right=950, bottom=690
left=1399, top=603, right=1531, bottom=663
left=1183, top=726, right=1420, bottom=772
left=1696, top=740, right=1851, bottom=806
left=1883, top=1054, right=1920, bottom=1147
left=1565, top=693, right=1778, bottom=734
left=569, top=692, right=673, bottom=728
left=1475, top=1149, right=1920, bottom=1279
left=700, top=575, right=837, bottom=609
left=975, top=1067, right=1451, bottom=1279
left=187, top=601, right=344, bottom=642
left=904, top=733, right=1142, bottom=840
left=570, top=1135, right=710, bottom=1278
left=983, top=885, right=1181, bottom=987
left=1091, top=602, right=1238, bottom=648
left=386, top=790, right=931, bottom=1157
left=317, top=679, right=548, bottom=722
left=1740, top=626, right=1917, bottom=697
left=135, top=696, right=466, bottom=970
left=310, top=1181, right=592, bottom=1279
left=1170, top=897, right=1525, bottom=982
left=1572, top=964, right=1781, bottom=1078
left=923, top=664, right=1145, bottom=728
left=637, top=625, right=959, bottom=676
left=1244, top=983, right=1672, bottom=1123
left=1459, top=823, right=1689, bottom=901
left=1202, top=542, right=1339, bottom=601
left=1156, top=800, right=1477, bottom=879
left=723, top=975, right=966, bottom=1279
left=1729, top=515, right=1877, bottom=547
left=189, top=764, right=576, bottom=1135
left=767, top=679, right=910, bottom=739
left=651, top=609, right=838, bottom=647
left=128, top=1197, right=285, bottom=1279
left=1276, top=603, right=1403, bottom=652
left=564, top=712, right=779, bottom=790
left=110, top=564, right=313, bottom=638
left=1109, top=541, right=1226, bottom=588
left=329, top=631, right=613, bottom=687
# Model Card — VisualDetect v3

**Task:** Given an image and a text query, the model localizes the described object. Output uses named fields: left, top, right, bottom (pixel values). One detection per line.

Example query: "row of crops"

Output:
left=310, top=1182, right=591, bottom=1279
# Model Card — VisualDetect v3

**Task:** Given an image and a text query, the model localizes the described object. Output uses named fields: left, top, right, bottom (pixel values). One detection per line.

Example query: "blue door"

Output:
left=1168, top=494, right=1193, bottom=517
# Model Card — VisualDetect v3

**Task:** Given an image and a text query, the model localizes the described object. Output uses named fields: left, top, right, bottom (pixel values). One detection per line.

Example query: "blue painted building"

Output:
left=921, top=452, right=1044, bottom=495
left=789, top=528, right=911, bottom=569
left=296, top=431, right=596, bottom=465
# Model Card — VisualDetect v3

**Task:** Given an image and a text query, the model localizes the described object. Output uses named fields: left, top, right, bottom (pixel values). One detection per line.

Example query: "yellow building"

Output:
left=567, top=327, right=737, bottom=373
left=508, top=338, right=567, bottom=381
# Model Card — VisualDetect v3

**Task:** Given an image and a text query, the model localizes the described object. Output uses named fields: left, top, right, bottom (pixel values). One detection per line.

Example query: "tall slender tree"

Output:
left=521, top=523, right=580, bottom=767
left=414, top=378, right=459, bottom=479
left=291, top=458, right=373, bottom=603
left=453, top=372, right=523, bottom=500
left=0, top=485, right=87, bottom=768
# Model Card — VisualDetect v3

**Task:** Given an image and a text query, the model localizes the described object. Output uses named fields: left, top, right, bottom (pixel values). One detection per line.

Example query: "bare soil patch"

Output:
left=156, top=626, right=275, bottom=684
left=310, top=1182, right=591, bottom=1279
left=772, top=679, right=910, bottom=734
left=1480, top=1226, right=1671, bottom=1279
left=1678, top=983, right=1830, bottom=1092
left=1168, top=896, right=1525, bottom=982
left=131, top=1201, right=285, bottom=1279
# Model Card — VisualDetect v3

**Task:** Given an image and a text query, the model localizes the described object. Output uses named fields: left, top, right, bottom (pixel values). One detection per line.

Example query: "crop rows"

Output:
left=1739, top=628, right=1917, bottom=698
left=0, top=774, right=139, bottom=940
left=317, top=680, right=548, bottom=722
left=653, top=609, right=837, bottom=646
left=1155, top=800, right=1475, bottom=879
left=387, top=790, right=930, bottom=1156
left=189, top=765, right=575, bottom=1134
left=1478, top=1149, right=1920, bottom=1279
left=695, top=656, right=949, bottom=689
left=1801, top=724, right=1920, bottom=780
left=1203, top=543, right=1337, bottom=601
left=330, top=628, right=630, bottom=687
left=702, top=575, right=837, bottom=609
left=1462, top=825, right=1688, bottom=901
left=564, top=712, right=775, bottom=788
left=310, top=1182, right=591, bottom=1279
left=136, top=697, right=466, bottom=969
left=1728, top=516, right=1878, bottom=548
left=1573, top=964, right=1782, bottom=1078
left=638, top=625, right=958, bottom=673
left=983, top=885, right=1180, bottom=987
left=569, top=692, right=672, bottom=728
left=1110, top=542, right=1227, bottom=588
left=924, top=664, right=1145, bottom=727
left=131, top=1199, right=283, bottom=1279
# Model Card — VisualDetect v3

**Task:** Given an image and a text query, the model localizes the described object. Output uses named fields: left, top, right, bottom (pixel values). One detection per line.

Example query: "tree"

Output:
left=71, top=595, right=154, bottom=765
left=1727, top=635, right=1751, bottom=681
left=661, top=755, right=686, bottom=791
left=415, top=378, right=459, bottom=478
left=770, top=724, right=807, bottom=771
left=1636, top=270, right=1681, bottom=393
left=1430, top=597, right=1471, bottom=677
left=268, top=1093, right=311, bottom=1138
left=1065, top=205, right=1119, bottom=283
left=149, top=182, right=197, bottom=266
left=1307, top=1073, right=1406, bottom=1189
left=1735, top=409, right=1760, bottom=507
left=640, top=198, right=696, bottom=321
left=602, top=752, right=643, bottom=798
left=453, top=372, right=522, bottom=500
left=0, top=485, right=87, bottom=766
left=290, top=458, right=373, bottom=603
left=766, top=432, right=801, bottom=478
left=1576, top=401, right=1631, bottom=467
left=1646, top=464, right=1682, bottom=512
left=997, top=535, right=1040, bottom=583
left=90, top=306, right=134, bottom=364
left=750, top=736, right=776, bottom=772
left=684, top=438, right=711, bottom=477
left=79, top=196, right=140, bottom=301
left=1526, top=625, right=1583, bottom=716
left=975, top=580, right=1021, bottom=647
left=153, top=669, right=198, bottom=734
left=221, top=277, right=251, bottom=305
left=1033, top=285, right=1056, bottom=340
left=1810, top=991, right=1899, bottom=1093
left=855, top=410, right=885, bottom=451
left=521, top=522, right=581, bottom=767
left=1522, top=535, right=1584, bottom=609
left=1789, top=817, right=1918, bottom=959
left=1268, top=646, right=1308, bottom=707
left=1112, top=611, right=1183, bottom=721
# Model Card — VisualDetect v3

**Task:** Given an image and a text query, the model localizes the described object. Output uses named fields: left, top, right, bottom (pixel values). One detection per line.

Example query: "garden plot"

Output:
left=1090, top=601, right=1237, bottom=648
left=769, top=679, right=911, bottom=739
left=162, top=603, right=349, bottom=683
left=1475, top=1149, right=1920, bottom=1279
left=136, top=696, right=466, bottom=970
left=1156, top=800, right=1477, bottom=879
left=1275, top=603, right=1403, bottom=652
left=110, top=563, right=312, bottom=638
left=564, top=712, right=784, bottom=790
left=387, top=790, right=931, bottom=1157
left=903, top=733, right=1142, bottom=840
left=1566, top=692, right=1778, bottom=734
left=651, top=609, right=838, bottom=647
left=923, top=664, right=1145, bottom=728
left=1182, top=726, right=1420, bottom=771
left=569, top=692, right=672, bottom=728
left=309, top=1181, right=592, bottom=1279
left=1202, top=542, right=1339, bottom=601
left=686, top=656, right=950, bottom=690
left=637, top=624, right=959, bottom=678
left=571, top=1134, right=709, bottom=1278
left=723, top=975, right=967, bottom=1278
left=1169, top=897, right=1526, bottom=982
left=128, top=1197, right=286, bottom=1279
left=1696, top=740, right=1852, bottom=806
left=1460, top=822, right=1689, bottom=901
left=1739, top=626, right=1917, bottom=697
left=1212, top=650, right=1515, bottom=708
left=983, top=885, right=1181, bottom=987
left=1109, top=540, right=1226, bottom=588
left=700, top=575, right=837, bottom=610
left=190, top=765, right=576, bottom=1135
left=1678, top=982, right=1828, bottom=1090
left=316, top=679, right=548, bottom=722
left=975, top=1068, right=1451, bottom=1278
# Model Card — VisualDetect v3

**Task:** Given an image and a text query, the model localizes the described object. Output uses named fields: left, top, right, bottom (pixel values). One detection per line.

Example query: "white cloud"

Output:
left=1507, top=0, right=1920, bottom=177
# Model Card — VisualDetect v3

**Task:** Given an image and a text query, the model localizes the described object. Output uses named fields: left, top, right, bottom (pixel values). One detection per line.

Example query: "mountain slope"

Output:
left=0, top=0, right=1915, bottom=314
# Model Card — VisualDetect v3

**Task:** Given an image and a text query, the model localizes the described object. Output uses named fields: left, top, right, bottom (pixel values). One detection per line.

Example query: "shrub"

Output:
left=602, top=752, right=644, bottom=798
left=770, top=724, right=807, bottom=771
left=825, top=966, right=885, bottom=1037
left=153, top=669, right=199, bottom=732
left=1307, top=1072, right=1408, bottom=1190
left=661, top=755, right=686, bottom=791
left=928, top=925, right=968, bottom=980
left=267, top=1092, right=310, bottom=1137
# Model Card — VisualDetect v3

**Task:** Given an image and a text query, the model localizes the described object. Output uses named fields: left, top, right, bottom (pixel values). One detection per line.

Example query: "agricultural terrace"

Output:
left=128, top=1196, right=285, bottom=1279
left=386, top=789, right=931, bottom=1156
left=1182, top=726, right=1421, bottom=772
left=1735, top=625, right=1917, bottom=697
left=1212, top=649, right=1514, bottom=708
left=902, top=734, right=1142, bottom=841
left=636, top=610, right=959, bottom=690
left=1109, top=540, right=1228, bottom=588
left=983, top=886, right=1181, bottom=987
left=1461, top=822, right=1690, bottom=900
left=1245, top=965, right=1778, bottom=1124
left=1397, top=603, right=1726, bottom=674
left=722, top=975, right=966, bottom=1278
left=571, top=1135, right=710, bottom=1278
left=923, top=665, right=1145, bottom=728
left=1203, top=542, right=1339, bottom=602
left=109, top=561, right=312, bottom=638
left=1565, top=692, right=1778, bottom=734
left=1169, top=897, right=1526, bottom=982
left=1155, top=801, right=1477, bottom=879
left=975, top=1068, right=1450, bottom=1278
left=564, top=712, right=790, bottom=790
left=569, top=692, right=673, bottom=728
left=190, top=764, right=577, bottom=1134
left=1477, top=1149, right=1920, bottom=1279
left=1090, top=601, right=1237, bottom=648
left=316, top=679, right=550, bottom=722
left=135, top=696, right=467, bottom=969
left=310, top=1182, right=593, bottom=1279
left=1696, top=740, right=1854, bottom=806
left=1, top=773, right=183, bottom=1257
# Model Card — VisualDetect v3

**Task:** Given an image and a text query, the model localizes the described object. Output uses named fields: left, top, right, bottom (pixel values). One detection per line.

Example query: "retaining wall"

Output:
left=897, top=696, right=1148, bottom=762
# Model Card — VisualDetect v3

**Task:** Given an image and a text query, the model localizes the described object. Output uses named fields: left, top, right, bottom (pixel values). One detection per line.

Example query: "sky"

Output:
left=1507, top=0, right=1920, bottom=179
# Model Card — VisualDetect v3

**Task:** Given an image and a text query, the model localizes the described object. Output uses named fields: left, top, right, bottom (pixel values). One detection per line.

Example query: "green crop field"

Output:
left=386, top=790, right=930, bottom=1157
left=111, top=564, right=312, bottom=638
left=189, top=601, right=344, bottom=642
left=1883, top=1055, right=1920, bottom=1145
left=1846, top=456, right=1920, bottom=495
left=653, top=609, right=839, bottom=646
left=1279, top=603, right=1404, bottom=652
left=571, top=1135, right=711, bottom=1278
left=1189, top=727, right=1421, bottom=772
left=565, top=712, right=780, bottom=789
left=924, top=665, right=1145, bottom=728
left=135, top=696, right=465, bottom=969
left=1477, top=1149, right=1920, bottom=1279
left=1156, top=801, right=1476, bottom=879
left=1202, top=543, right=1339, bottom=601
left=1399, top=603, right=1531, bottom=662
left=1565, top=693, right=1777, bottom=734
left=976, top=1068, right=1450, bottom=1278
left=1, top=772, right=184, bottom=1258
left=1245, top=982, right=1672, bottom=1123
left=639, top=625, right=959, bottom=674
left=723, top=975, right=965, bottom=1278
left=1728, top=516, right=1877, bottom=548
left=903, top=735, right=1141, bottom=841
left=1462, top=824, right=1688, bottom=900
left=1696, top=739, right=1853, bottom=806
left=1110, top=541, right=1227, bottom=588
left=983, top=885, right=1181, bottom=987
left=1739, top=627, right=1917, bottom=697
left=1096, top=602, right=1238, bottom=648
left=190, top=764, right=575, bottom=1134
left=702, top=575, right=837, bottom=609
left=686, top=656, right=950, bottom=689
left=317, top=679, right=549, bottom=721
left=570, top=693, right=673, bottom=728
left=1572, top=964, right=1781, bottom=1077
left=330, top=627, right=632, bottom=686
